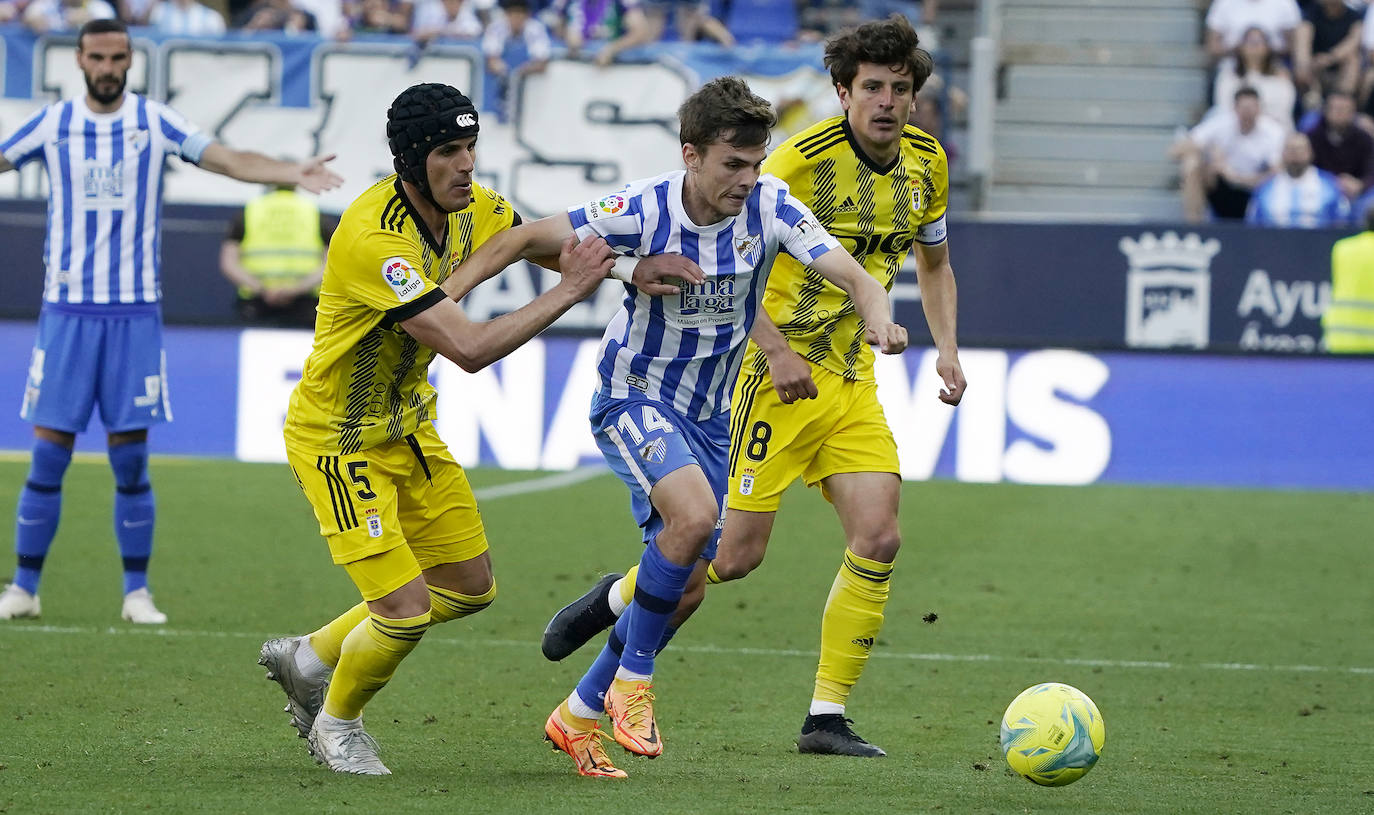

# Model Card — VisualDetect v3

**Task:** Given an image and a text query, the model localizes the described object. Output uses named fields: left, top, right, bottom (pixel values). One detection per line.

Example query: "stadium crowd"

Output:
left=1177, top=0, right=1374, bottom=227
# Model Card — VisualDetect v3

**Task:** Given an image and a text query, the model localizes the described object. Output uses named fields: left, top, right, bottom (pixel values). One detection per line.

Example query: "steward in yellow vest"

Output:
left=220, top=185, right=334, bottom=328
left=1325, top=209, right=1374, bottom=353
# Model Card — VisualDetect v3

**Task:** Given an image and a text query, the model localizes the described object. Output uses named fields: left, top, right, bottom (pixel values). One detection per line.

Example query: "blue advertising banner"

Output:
left=0, top=322, right=1368, bottom=491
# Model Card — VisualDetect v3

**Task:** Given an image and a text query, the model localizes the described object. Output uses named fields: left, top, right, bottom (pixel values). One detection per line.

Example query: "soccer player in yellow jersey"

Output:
left=540, top=15, right=967, bottom=757
left=257, top=83, right=613, bottom=775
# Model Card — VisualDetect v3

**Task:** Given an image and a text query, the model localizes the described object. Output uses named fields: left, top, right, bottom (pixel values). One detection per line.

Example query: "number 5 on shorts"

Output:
left=347, top=461, right=378, bottom=500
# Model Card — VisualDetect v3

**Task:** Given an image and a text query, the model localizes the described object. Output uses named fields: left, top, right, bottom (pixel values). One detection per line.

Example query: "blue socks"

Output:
left=13, top=438, right=72, bottom=595
left=109, top=441, right=155, bottom=595
left=572, top=541, right=692, bottom=712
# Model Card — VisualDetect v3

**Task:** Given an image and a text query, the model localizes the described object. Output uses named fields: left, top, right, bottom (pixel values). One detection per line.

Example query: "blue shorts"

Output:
left=21, top=305, right=171, bottom=434
left=591, top=393, right=728, bottom=561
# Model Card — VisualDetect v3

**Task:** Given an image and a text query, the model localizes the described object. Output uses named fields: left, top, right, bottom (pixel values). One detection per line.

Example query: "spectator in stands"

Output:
left=1173, top=87, right=1286, bottom=222
left=412, top=0, right=492, bottom=44
left=233, top=0, right=316, bottom=31
left=346, top=0, right=409, bottom=32
left=148, top=0, right=227, bottom=34
left=547, top=0, right=654, bottom=66
left=1305, top=91, right=1374, bottom=200
left=116, top=0, right=153, bottom=24
left=483, top=0, right=552, bottom=114
left=643, top=0, right=734, bottom=47
left=1294, top=0, right=1362, bottom=110
left=219, top=183, right=334, bottom=329
left=1246, top=131, right=1349, bottom=226
left=860, top=0, right=931, bottom=28
left=1205, top=0, right=1301, bottom=59
left=296, top=0, right=348, bottom=37
left=23, top=0, right=114, bottom=33
left=1213, top=27, right=1296, bottom=129
left=796, top=0, right=859, bottom=41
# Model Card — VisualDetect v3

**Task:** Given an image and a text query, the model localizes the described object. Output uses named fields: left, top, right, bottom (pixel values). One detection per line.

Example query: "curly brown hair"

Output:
left=678, top=76, right=777, bottom=151
left=824, top=14, right=934, bottom=92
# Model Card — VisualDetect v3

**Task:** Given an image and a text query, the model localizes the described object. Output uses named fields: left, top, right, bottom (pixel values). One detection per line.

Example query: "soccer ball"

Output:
left=999, top=682, right=1105, bottom=786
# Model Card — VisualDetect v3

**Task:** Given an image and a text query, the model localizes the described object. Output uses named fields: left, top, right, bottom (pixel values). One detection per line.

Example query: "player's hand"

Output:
left=768, top=347, right=818, bottom=404
left=936, top=351, right=966, bottom=406
left=558, top=234, right=615, bottom=299
left=865, top=322, right=907, bottom=355
left=631, top=253, right=704, bottom=296
left=298, top=154, right=344, bottom=194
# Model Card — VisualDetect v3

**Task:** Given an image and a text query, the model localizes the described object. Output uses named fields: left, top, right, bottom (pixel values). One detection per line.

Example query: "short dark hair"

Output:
left=77, top=18, right=129, bottom=49
left=825, top=14, right=933, bottom=93
left=677, top=76, right=776, bottom=151
left=1233, top=86, right=1261, bottom=103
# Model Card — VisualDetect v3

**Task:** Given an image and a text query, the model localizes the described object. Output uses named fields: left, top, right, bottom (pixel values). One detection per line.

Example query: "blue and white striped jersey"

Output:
left=0, top=93, right=212, bottom=307
left=570, top=170, right=840, bottom=421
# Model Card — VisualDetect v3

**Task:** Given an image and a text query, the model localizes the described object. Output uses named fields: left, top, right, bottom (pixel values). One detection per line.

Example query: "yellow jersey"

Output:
left=750, top=116, right=949, bottom=381
left=284, top=175, right=519, bottom=455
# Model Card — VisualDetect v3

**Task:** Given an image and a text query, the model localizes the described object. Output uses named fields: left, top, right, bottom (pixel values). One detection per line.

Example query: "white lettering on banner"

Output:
left=235, top=329, right=315, bottom=462
left=537, top=339, right=605, bottom=470
left=875, top=350, right=1009, bottom=482
left=1235, top=269, right=1328, bottom=352
left=434, top=342, right=546, bottom=469
left=231, top=337, right=1113, bottom=485
left=1003, top=351, right=1112, bottom=485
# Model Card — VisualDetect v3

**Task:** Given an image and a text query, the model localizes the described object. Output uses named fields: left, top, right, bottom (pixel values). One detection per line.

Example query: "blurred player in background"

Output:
left=0, top=19, right=341, bottom=624
left=257, top=82, right=613, bottom=775
left=452, top=75, right=906, bottom=779
left=540, top=14, right=966, bottom=758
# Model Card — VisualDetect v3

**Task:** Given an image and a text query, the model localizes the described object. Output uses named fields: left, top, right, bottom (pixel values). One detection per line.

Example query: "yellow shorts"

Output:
left=727, top=365, right=898, bottom=512
left=286, top=423, right=488, bottom=600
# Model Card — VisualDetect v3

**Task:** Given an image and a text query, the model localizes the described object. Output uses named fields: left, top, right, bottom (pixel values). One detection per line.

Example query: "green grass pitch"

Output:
left=0, top=456, right=1371, bottom=814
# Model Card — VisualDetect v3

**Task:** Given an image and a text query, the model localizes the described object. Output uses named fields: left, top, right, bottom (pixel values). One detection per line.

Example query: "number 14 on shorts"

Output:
left=616, top=404, right=676, bottom=446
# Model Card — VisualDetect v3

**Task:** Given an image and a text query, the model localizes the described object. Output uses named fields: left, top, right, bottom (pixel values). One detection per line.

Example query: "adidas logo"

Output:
left=836, top=196, right=858, bottom=213
left=851, top=636, right=874, bottom=649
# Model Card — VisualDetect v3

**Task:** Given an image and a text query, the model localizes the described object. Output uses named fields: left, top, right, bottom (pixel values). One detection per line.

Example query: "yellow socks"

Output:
left=323, top=611, right=431, bottom=720
left=307, top=602, right=370, bottom=669
left=813, top=549, right=892, bottom=707
left=428, top=582, right=496, bottom=624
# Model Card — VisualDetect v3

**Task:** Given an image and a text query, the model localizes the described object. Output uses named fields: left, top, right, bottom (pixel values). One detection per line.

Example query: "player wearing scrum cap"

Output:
left=257, top=82, right=616, bottom=775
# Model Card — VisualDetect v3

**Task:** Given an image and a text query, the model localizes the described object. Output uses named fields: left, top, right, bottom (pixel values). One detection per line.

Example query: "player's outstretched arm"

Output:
left=914, top=240, right=966, bottom=406
left=809, top=247, right=907, bottom=355
left=749, top=308, right=817, bottom=403
left=409, top=234, right=613, bottom=371
left=197, top=144, right=344, bottom=193
left=442, top=212, right=578, bottom=301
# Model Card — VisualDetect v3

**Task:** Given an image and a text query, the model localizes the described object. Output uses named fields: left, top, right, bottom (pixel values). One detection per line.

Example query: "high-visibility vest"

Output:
left=237, top=190, right=325, bottom=297
left=1325, top=231, right=1374, bottom=353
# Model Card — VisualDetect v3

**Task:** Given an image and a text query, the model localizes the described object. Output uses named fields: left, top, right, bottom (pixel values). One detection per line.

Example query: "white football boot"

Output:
left=258, top=637, right=329, bottom=738
left=121, top=588, right=168, bottom=624
left=0, top=584, right=41, bottom=619
left=307, top=718, right=391, bottom=775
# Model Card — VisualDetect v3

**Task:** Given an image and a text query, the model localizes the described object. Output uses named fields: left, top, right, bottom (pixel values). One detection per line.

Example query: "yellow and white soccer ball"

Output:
left=999, top=682, right=1105, bottom=786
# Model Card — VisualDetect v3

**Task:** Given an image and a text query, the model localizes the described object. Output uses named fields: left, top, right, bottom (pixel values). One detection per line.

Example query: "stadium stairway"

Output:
left=984, top=0, right=1208, bottom=221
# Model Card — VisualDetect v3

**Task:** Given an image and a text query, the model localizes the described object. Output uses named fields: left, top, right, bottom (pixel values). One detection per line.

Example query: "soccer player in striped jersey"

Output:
left=449, top=76, right=906, bottom=779
left=540, top=15, right=967, bottom=758
left=256, top=83, right=614, bottom=775
left=0, top=19, right=341, bottom=625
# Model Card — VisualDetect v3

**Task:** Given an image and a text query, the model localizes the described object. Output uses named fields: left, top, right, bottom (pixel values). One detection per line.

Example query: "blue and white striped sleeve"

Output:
left=1, top=105, right=52, bottom=169
left=153, top=101, right=212, bottom=164
left=568, top=187, right=645, bottom=254
left=773, top=188, right=840, bottom=263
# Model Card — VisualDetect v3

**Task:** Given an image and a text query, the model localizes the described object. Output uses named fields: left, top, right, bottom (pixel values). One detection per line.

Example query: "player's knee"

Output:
left=665, top=510, right=718, bottom=550
left=851, top=529, right=901, bottom=563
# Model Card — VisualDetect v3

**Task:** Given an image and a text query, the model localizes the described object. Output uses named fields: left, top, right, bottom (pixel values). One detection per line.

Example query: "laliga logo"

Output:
left=384, top=259, right=413, bottom=286
left=598, top=194, right=627, bottom=215
left=1119, top=231, right=1220, bottom=349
